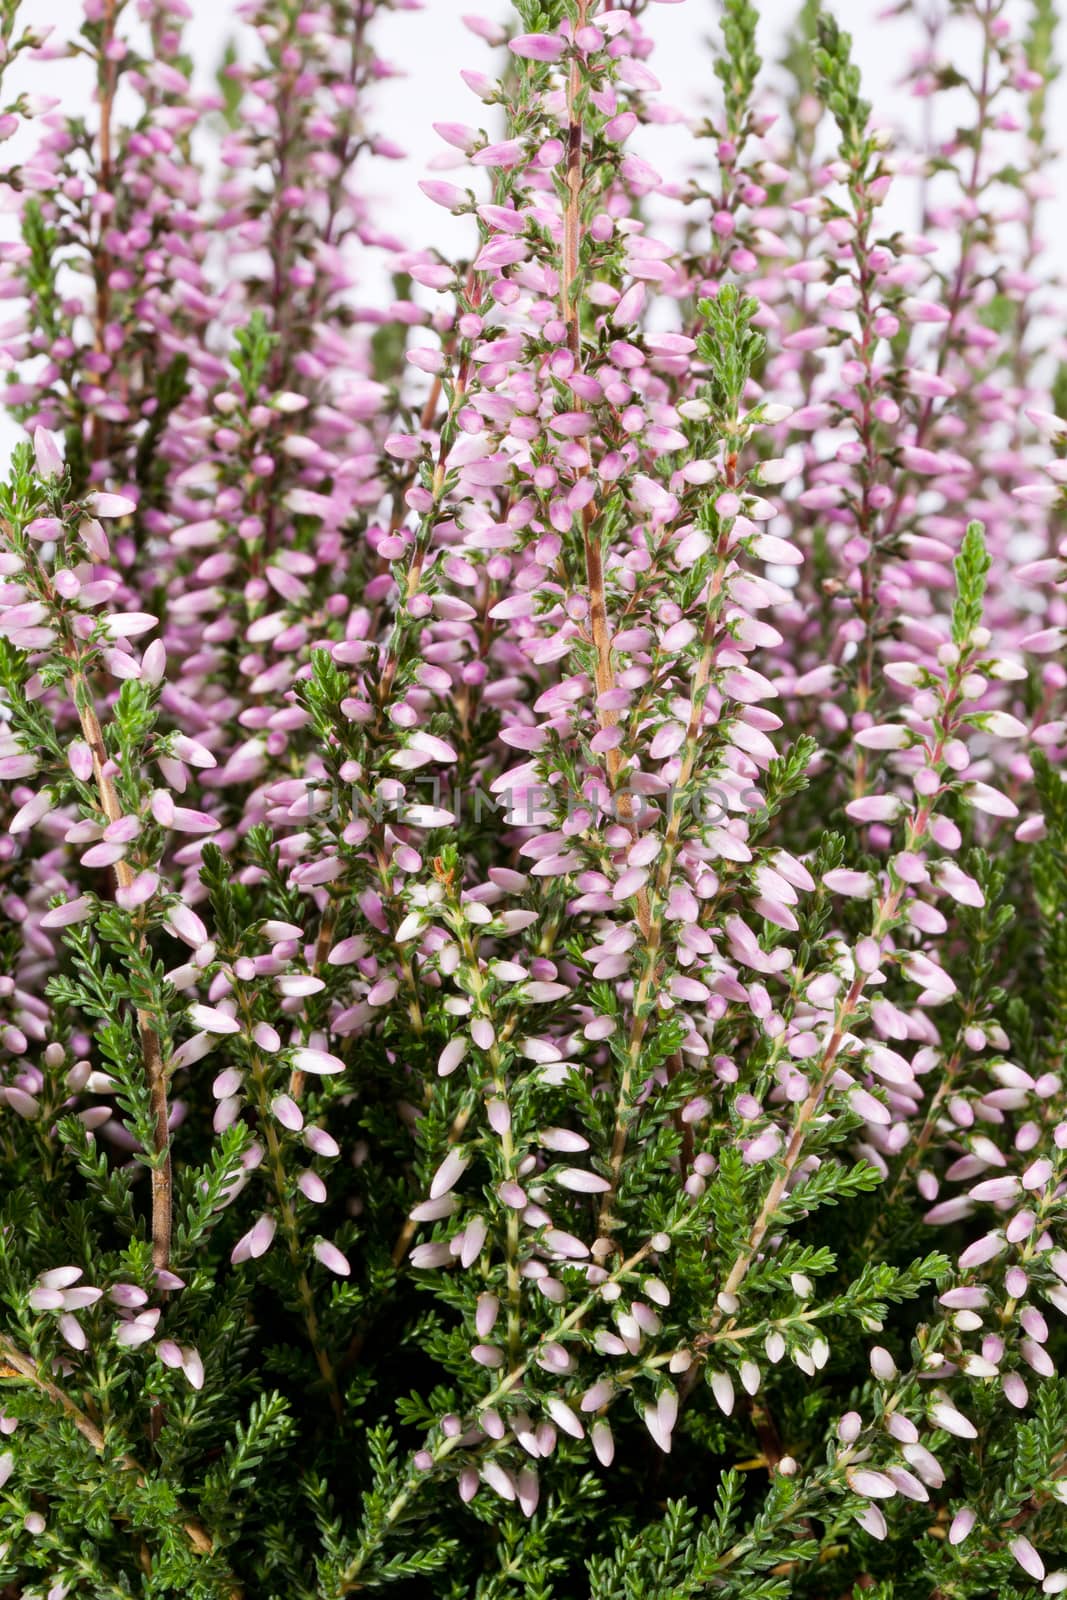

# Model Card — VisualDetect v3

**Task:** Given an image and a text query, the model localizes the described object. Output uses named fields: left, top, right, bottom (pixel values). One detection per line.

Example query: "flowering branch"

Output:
left=0, top=2, right=1061, bottom=1596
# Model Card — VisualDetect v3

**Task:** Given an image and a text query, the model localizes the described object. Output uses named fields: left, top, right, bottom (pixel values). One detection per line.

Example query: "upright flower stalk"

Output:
left=65, top=644, right=173, bottom=1271
left=0, top=2, right=1062, bottom=1596
left=0, top=453, right=176, bottom=1269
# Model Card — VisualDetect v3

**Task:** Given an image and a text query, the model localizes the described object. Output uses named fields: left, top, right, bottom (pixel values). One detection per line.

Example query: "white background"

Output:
left=1, top=0, right=1061, bottom=457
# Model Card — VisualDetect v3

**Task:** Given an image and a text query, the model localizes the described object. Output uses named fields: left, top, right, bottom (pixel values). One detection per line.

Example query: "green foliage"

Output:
left=134, top=353, right=191, bottom=504
left=813, top=14, right=872, bottom=158
left=0, top=7, right=1062, bottom=1600
left=716, top=0, right=761, bottom=140
left=695, top=285, right=767, bottom=421
left=371, top=272, right=416, bottom=384
left=1024, top=0, right=1058, bottom=144
left=232, top=308, right=279, bottom=402
left=216, top=37, right=241, bottom=128
left=951, top=521, right=992, bottom=647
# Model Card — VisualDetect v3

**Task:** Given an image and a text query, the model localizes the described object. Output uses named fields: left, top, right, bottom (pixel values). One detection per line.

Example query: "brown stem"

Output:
left=338, top=1098, right=475, bottom=1376
left=335, top=1241, right=654, bottom=1593
left=846, top=180, right=885, bottom=801
left=732, top=1054, right=841, bottom=1292
left=748, top=1395, right=785, bottom=1471
left=72, top=674, right=171, bottom=1273
left=90, top=0, right=118, bottom=462
left=596, top=517, right=736, bottom=1235
left=232, top=980, right=342, bottom=1418
left=98, top=0, right=115, bottom=189
left=287, top=896, right=338, bottom=1103
left=0, top=1333, right=232, bottom=1582
left=560, top=2, right=649, bottom=910
left=877, top=0, right=996, bottom=553
left=867, top=1028, right=969, bottom=1236
left=561, top=0, right=587, bottom=356
left=260, top=1069, right=343, bottom=1417
left=581, top=487, right=651, bottom=925
left=683, top=753, right=956, bottom=1399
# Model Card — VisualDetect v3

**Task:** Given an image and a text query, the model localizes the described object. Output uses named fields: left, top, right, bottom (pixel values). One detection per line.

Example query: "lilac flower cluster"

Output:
left=0, top=0, right=1063, bottom=1594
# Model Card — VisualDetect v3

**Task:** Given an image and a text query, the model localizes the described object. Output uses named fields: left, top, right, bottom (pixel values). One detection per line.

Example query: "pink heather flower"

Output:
left=438, top=1038, right=467, bottom=1077
left=109, top=1285, right=148, bottom=1310
left=869, top=1346, right=897, bottom=1380
left=429, top=1149, right=469, bottom=1200
left=9, top=788, right=55, bottom=833
left=61, top=1288, right=101, bottom=1311
left=928, top=1401, right=978, bottom=1440
left=613, top=281, right=647, bottom=326
left=32, top=427, right=62, bottom=478
left=848, top=1470, right=897, bottom=1500
left=471, top=139, right=524, bottom=169
left=28, top=1286, right=63, bottom=1310
left=642, top=1389, right=678, bottom=1453
left=290, top=1048, right=345, bottom=1076
left=508, top=32, right=565, bottom=62
left=0, top=0, right=1064, bottom=1583
left=297, top=1173, right=327, bottom=1205
left=822, top=870, right=876, bottom=898
left=39, top=897, right=94, bottom=929
left=853, top=1506, right=887, bottom=1541
left=554, top=1167, right=611, bottom=1194
left=1022, top=1158, right=1053, bottom=1190
left=38, top=1268, right=81, bottom=1291
left=188, top=1005, right=241, bottom=1036
left=591, top=1421, right=614, bottom=1466
left=304, top=1128, right=339, bottom=1159
left=957, top=1233, right=1006, bottom=1269
left=103, top=612, right=157, bottom=640
left=419, top=179, right=466, bottom=210
left=115, top=1311, right=160, bottom=1349
left=272, top=1095, right=303, bottom=1132
left=948, top=1508, right=976, bottom=1546
left=853, top=725, right=911, bottom=751
left=482, top=1462, right=515, bottom=1501
left=231, top=1217, right=277, bottom=1264
left=312, top=1240, right=350, bottom=1278
left=709, top=1372, right=735, bottom=1416
left=157, top=1340, right=183, bottom=1372
left=164, top=906, right=208, bottom=948
left=1010, top=1539, right=1046, bottom=1582
left=845, top=795, right=902, bottom=824
left=88, top=493, right=136, bottom=519
left=743, top=1127, right=782, bottom=1164
left=968, top=1176, right=1020, bottom=1203
left=24, top=517, right=62, bottom=544
left=962, top=782, right=1018, bottom=819
left=409, top=1242, right=452, bottom=1270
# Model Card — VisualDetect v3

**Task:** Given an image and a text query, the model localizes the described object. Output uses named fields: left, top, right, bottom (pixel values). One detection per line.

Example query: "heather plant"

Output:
left=0, top=0, right=1064, bottom=1596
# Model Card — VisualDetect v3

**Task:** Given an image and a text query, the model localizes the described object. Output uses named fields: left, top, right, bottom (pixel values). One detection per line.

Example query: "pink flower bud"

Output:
left=508, top=31, right=565, bottom=62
